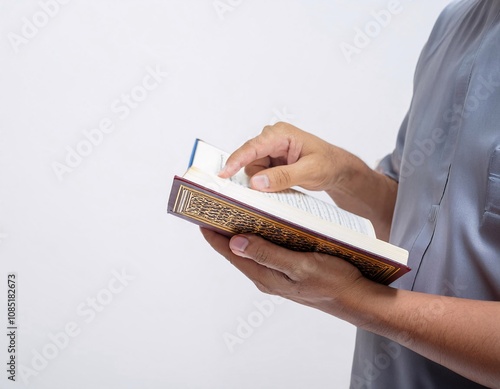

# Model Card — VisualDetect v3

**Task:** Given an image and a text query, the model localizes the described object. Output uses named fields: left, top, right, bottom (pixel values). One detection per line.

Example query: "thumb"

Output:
left=229, top=234, right=298, bottom=277
left=249, top=157, right=314, bottom=192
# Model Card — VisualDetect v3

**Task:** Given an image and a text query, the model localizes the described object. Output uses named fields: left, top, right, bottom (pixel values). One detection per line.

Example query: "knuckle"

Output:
left=290, top=256, right=318, bottom=281
left=244, top=137, right=258, bottom=149
left=303, top=257, right=320, bottom=275
left=253, top=245, right=271, bottom=265
left=273, top=121, right=289, bottom=130
left=261, top=125, right=277, bottom=139
left=273, top=121, right=285, bottom=129
left=244, top=138, right=262, bottom=160
left=289, top=263, right=306, bottom=280
left=262, top=124, right=273, bottom=134
left=272, top=169, right=292, bottom=186
left=263, top=122, right=288, bottom=135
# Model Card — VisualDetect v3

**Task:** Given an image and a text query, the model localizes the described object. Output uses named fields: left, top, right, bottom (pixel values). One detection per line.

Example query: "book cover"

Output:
left=168, top=175, right=411, bottom=285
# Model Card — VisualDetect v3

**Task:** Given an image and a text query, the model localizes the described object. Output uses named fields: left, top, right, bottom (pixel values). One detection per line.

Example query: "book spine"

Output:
left=188, top=138, right=200, bottom=168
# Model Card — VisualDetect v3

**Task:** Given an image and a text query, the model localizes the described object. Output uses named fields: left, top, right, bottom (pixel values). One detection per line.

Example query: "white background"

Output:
left=0, top=1, right=450, bottom=388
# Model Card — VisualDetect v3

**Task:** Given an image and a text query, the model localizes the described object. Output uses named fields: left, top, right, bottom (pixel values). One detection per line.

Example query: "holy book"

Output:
left=167, top=139, right=410, bottom=285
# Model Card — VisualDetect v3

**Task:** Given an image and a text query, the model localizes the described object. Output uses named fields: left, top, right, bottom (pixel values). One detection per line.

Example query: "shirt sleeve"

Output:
left=376, top=110, right=409, bottom=183
left=376, top=0, right=459, bottom=183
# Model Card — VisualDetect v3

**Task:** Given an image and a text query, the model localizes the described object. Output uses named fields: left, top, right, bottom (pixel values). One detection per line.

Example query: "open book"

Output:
left=167, top=139, right=410, bottom=285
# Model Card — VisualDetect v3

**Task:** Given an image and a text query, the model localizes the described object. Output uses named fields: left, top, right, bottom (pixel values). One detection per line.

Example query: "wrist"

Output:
left=322, top=275, right=383, bottom=327
left=325, top=150, right=370, bottom=204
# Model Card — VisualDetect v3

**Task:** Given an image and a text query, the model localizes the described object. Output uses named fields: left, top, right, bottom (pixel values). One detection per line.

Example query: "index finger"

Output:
left=218, top=128, right=294, bottom=178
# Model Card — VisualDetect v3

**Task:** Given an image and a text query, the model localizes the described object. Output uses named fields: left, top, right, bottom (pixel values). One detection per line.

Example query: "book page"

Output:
left=260, top=190, right=372, bottom=236
left=190, top=139, right=374, bottom=237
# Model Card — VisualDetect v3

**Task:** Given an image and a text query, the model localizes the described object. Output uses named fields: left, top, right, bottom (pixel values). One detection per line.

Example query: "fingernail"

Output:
left=251, top=175, right=270, bottom=190
left=230, top=236, right=249, bottom=253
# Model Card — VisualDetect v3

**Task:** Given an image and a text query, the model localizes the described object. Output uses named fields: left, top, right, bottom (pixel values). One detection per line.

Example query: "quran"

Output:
left=167, top=139, right=410, bottom=285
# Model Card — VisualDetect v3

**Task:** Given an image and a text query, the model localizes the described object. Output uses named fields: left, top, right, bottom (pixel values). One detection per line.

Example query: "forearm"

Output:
left=202, top=217, right=500, bottom=386
left=325, top=150, right=397, bottom=241
left=342, top=280, right=500, bottom=387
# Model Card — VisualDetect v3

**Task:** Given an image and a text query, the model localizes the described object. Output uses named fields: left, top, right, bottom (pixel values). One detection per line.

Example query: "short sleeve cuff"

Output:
left=376, top=153, right=400, bottom=182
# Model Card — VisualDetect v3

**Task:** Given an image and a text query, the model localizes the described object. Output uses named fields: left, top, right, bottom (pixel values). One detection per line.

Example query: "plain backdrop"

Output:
left=0, top=1, right=450, bottom=388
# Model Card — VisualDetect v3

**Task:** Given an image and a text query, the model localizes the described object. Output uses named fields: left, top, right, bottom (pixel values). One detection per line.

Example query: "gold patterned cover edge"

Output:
left=171, top=181, right=406, bottom=284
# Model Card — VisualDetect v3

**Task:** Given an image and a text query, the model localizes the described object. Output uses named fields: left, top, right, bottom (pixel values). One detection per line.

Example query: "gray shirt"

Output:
left=350, top=1, right=500, bottom=388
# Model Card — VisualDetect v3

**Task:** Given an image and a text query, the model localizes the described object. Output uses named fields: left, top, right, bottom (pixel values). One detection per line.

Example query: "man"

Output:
left=201, top=1, right=500, bottom=387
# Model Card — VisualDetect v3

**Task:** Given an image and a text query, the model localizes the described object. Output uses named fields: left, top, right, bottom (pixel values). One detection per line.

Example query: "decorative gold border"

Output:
left=174, top=184, right=400, bottom=284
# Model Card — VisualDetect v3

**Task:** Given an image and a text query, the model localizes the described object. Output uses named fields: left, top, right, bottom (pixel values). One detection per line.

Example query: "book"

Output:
left=167, top=139, right=410, bottom=285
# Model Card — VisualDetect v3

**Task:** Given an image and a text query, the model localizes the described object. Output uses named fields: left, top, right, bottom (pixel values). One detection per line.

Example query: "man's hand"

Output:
left=218, top=121, right=351, bottom=193
left=218, top=121, right=398, bottom=240
left=201, top=123, right=500, bottom=387
left=200, top=227, right=369, bottom=320
left=201, top=228, right=500, bottom=387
